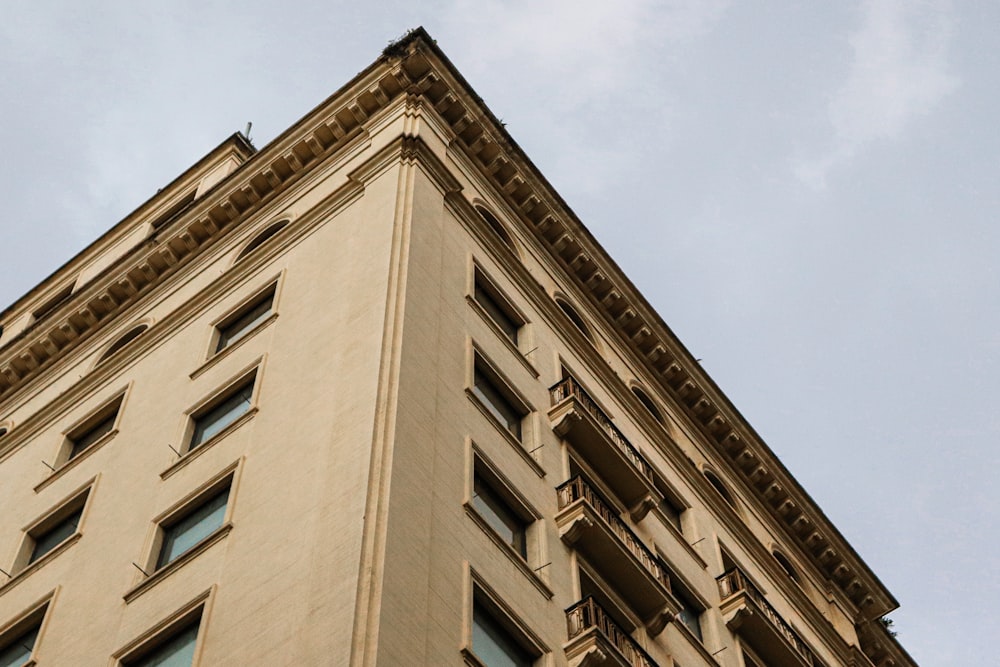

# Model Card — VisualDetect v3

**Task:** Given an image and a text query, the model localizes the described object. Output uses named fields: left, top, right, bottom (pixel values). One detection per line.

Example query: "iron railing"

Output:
left=557, top=476, right=670, bottom=591
left=549, top=377, right=654, bottom=482
left=566, top=597, right=659, bottom=667
left=717, top=567, right=819, bottom=666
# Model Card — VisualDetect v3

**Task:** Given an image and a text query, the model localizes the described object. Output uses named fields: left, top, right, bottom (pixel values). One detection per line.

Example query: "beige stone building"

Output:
left=0, top=28, right=916, bottom=667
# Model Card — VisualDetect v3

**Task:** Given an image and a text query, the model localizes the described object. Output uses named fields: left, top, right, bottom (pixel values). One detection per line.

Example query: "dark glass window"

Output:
left=215, top=287, right=275, bottom=352
left=472, top=601, right=533, bottom=667
left=0, top=623, right=39, bottom=667
left=98, top=325, right=148, bottom=364
left=474, top=274, right=521, bottom=345
left=125, top=621, right=199, bottom=667
left=157, top=488, right=229, bottom=569
left=189, top=381, right=254, bottom=450
left=68, top=402, right=120, bottom=460
left=472, top=367, right=524, bottom=440
left=29, top=508, right=82, bottom=564
left=674, top=584, right=703, bottom=641
left=473, top=475, right=527, bottom=557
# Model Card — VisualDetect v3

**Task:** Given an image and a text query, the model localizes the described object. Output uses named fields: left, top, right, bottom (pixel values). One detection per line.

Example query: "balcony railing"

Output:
left=566, top=597, right=659, bottom=667
left=718, top=568, right=819, bottom=667
left=549, top=377, right=654, bottom=483
left=558, top=476, right=670, bottom=591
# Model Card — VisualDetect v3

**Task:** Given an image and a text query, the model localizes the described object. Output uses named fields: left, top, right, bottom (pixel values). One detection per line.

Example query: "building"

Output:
left=0, top=28, right=916, bottom=667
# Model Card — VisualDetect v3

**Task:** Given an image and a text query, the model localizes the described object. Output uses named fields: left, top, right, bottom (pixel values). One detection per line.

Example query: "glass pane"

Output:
left=472, top=603, right=532, bottom=667
left=475, top=282, right=519, bottom=344
left=131, top=623, right=198, bottom=667
left=189, top=383, right=253, bottom=449
left=473, top=477, right=526, bottom=557
left=70, top=411, right=117, bottom=458
left=30, top=508, right=82, bottom=564
left=216, top=292, right=274, bottom=352
left=157, top=489, right=228, bottom=569
left=472, top=369, right=522, bottom=440
left=0, top=625, right=38, bottom=667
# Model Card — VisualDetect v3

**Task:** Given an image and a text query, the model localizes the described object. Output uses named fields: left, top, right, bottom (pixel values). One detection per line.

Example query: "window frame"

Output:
left=471, top=265, right=526, bottom=348
left=146, top=468, right=238, bottom=577
left=0, top=594, right=52, bottom=667
left=114, top=589, right=213, bottom=667
left=182, top=365, right=261, bottom=460
left=211, top=282, right=278, bottom=356
left=463, top=572, right=547, bottom=667
left=59, top=391, right=126, bottom=467
left=11, top=481, right=94, bottom=578
left=469, top=350, right=531, bottom=445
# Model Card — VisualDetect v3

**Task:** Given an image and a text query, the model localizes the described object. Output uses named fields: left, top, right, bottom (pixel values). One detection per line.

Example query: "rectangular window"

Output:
left=188, top=380, right=254, bottom=451
left=29, top=507, right=82, bottom=565
left=474, top=270, right=523, bottom=346
left=473, top=474, right=527, bottom=558
left=157, top=486, right=230, bottom=570
left=215, top=285, right=276, bottom=353
left=67, top=397, right=122, bottom=461
left=0, top=622, right=39, bottom=667
left=472, top=601, right=534, bottom=667
left=124, top=621, right=198, bottom=667
left=472, top=363, right=525, bottom=441
left=674, top=582, right=703, bottom=642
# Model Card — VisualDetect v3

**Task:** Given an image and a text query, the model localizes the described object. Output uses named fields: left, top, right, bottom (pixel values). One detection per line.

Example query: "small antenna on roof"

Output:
left=244, top=122, right=253, bottom=142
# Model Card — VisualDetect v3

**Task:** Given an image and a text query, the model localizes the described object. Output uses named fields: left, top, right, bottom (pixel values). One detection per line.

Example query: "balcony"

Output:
left=564, top=597, right=660, bottom=667
left=717, top=568, right=822, bottom=667
left=549, top=378, right=661, bottom=520
left=556, top=477, right=679, bottom=631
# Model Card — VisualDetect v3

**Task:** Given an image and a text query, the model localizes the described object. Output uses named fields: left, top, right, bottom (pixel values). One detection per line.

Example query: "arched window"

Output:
left=235, top=221, right=289, bottom=263
left=97, top=325, right=148, bottom=365
left=474, top=206, right=518, bottom=253
left=703, top=469, right=737, bottom=509
left=555, top=297, right=595, bottom=344
left=632, top=385, right=664, bottom=424
left=773, top=550, right=800, bottom=581
left=0, top=425, right=8, bottom=439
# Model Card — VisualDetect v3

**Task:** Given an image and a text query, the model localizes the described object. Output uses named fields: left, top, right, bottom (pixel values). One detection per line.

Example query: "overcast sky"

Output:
left=2, top=2, right=995, bottom=663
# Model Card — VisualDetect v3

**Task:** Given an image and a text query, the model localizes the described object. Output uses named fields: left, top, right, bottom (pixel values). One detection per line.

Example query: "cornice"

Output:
left=380, top=31, right=900, bottom=626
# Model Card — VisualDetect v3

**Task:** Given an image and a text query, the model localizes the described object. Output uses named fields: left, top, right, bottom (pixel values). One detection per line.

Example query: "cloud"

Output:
left=795, top=0, right=959, bottom=189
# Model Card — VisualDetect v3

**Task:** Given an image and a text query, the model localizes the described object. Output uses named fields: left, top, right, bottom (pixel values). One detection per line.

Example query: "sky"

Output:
left=1, top=2, right=995, bottom=663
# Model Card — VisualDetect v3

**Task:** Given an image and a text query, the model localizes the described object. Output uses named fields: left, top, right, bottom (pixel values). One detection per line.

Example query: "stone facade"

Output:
left=0, top=28, right=916, bottom=667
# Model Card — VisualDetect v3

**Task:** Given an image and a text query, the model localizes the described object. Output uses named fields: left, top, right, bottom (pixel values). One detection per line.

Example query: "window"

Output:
left=188, top=378, right=254, bottom=452
left=703, top=469, right=737, bottom=509
left=98, top=325, right=148, bottom=365
left=235, top=221, right=288, bottom=263
left=554, top=297, right=594, bottom=344
left=472, top=362, right=526, bottom=441
left=215, top=286, right=276, bottom=353
left=0, top=623, right=39, bottom=667
left=674, top=585, right=703, bottom=641
left=157, top=485, right=230, bottom=570
left=66, top=397, right=122, bottom=461
left=31, top=283, right=73, bottom=321
left=773, top=550, right=800, bottom=582
left=474, top=206, right=518, bottom=254
left=0, top=603, right=47, bottom=667
left=472, top=600, right=535, bottom=667
left=472, top=473, right=528, bottom=558
left=473, top=270, right=523, bottom=346
left=631, top=386, right=664, bottom=424
left=125, top=622, right=198, bottom=667
left=28, top=508, right=82, bottom=565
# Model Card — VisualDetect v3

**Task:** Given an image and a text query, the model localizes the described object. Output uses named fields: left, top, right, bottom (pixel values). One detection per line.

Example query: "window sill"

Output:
left=160, top=409, right=257, bottom=480
left=0, top=533, right=82, bottom=598
left=34, top=430, right=118, bottom=494
left=190, top=313, right=277, bottom=380
left=466, top=296, right=538, bottom=379
left=124, top=522, right=233, bottom=604
left=464, top=504, right=553, bottom=600
left=466, top=389, right=544, bottom=478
